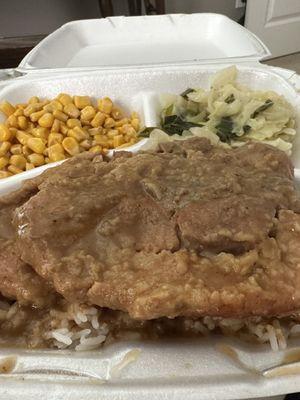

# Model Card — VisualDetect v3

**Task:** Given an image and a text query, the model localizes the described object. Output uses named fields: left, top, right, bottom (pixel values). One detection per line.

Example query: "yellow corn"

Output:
left=107, top=129, right=119, bottom=138
left=38, top=113, right=54, bottom=128
left=16, top=130, right=32, bottom=145
left=68, top=126, right=88, bottom=142
left=62, top=137, right=80, bottom=155
left=26, top=122, right=35, bottom=131
left=22, top=146, right=32, bottom=157
left=74, top=96, right=91, bottom=109
left=91, top=112, right=106, bottom=128
left=28, top=96, right=40, bottom=104
left=16, top=103, right=27, bottom=109
left=48, top=143, right=65, bottom=161
left=0, top=141, right=11, bottom=156
left=111, top=107, right=123, bottom=120
left=0, top=171, right=12, bottom=178
left=43, top=100, right=63, bottom=112
left=48, top=132, right=63, bottom=146
left=57, top=93, right=73, bottom=106
left=121, top=124, right=136, bottom=136
left=10, top=144, right=22, bottom=155
left=0, top=101, right=15, bottom=116
left=88, top=127, right=103, bottom=136
left=26, top=162, right=35, bottom=171
left=113, top=135, right=125, bottom=147
left=17, top=116, right=28, bottom=130
left=64, top=103, right=80, bottom=118
left=0, top=157, right=9, bottom=169
left=13, top=108, right=24, bottom=117
left=67, top=118, right=81, bottom=129
left=6, top=114, right=19, bottom=128
left=81, top=105, right=96, bottom=121
left=10, top=154, right=27, bottom=170
left=30, top=109, right=46, bottom=122
left=0, top=124, right=13, bottom=141
left=27, top=153, right=45, bottom=167
left=8, top=165, right=23, bottom=175
left=104, top=117, right=115, bottom=129
left=80, top=139, right=92, bottom=149
left=131, top=118, right=140, bottom=131
left=60, top=123, right=68, bottom=135
left=24, top=103, right=43, bottom=116
left=31, top=127, right=49, bottom=139
left=98, top=97, right=113, bottom=114
left=115, top=118, right=129, bottom=127
left=27, top=137, right=46, bottom=154
left=89, top=145, right=102, bottom=153
left=51, top=118, right=61, bottom=133
left=53, top=109, right=68, bottom=122
left=93, top=135, right=108, bottom=146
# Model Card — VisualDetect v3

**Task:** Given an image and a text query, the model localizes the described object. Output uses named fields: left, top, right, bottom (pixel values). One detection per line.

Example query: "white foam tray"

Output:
left=17, top=14, right=270, bottom=73
left=0, top=64, right=300, bottom=400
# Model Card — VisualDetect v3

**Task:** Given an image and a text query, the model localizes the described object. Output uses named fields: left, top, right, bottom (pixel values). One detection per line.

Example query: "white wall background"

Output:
left=0, top=0, right=245, bottom=38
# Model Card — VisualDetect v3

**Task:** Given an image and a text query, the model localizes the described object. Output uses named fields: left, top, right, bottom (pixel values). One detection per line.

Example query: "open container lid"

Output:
left=17, top=13, right=271, bottom=73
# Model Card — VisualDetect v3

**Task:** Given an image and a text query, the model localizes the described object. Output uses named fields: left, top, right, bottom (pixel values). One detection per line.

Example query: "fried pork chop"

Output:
left=6, top=138, right=300, bottom=320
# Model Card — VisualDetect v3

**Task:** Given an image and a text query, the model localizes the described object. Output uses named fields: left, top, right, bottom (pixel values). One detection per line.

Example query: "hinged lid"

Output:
left=17, top=13, right=271, bottom=73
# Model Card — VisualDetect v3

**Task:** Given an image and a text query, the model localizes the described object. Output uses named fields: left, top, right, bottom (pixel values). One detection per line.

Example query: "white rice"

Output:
left=1, top=299, right=300, bottom=352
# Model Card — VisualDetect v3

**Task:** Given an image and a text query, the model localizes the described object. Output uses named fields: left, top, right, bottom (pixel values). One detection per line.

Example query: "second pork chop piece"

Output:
left=12, top=138, right=300, bottom=319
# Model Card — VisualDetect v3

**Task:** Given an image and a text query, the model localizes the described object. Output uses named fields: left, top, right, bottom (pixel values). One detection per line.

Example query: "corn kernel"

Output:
left=104, top=117, right=115, bottom=129
left=0, top=124, right=13, bottom=141
left=67, top=118, right=81, bottom=129
left=26, top=162, right=35, bottom=171
left=0, top=171, right=12, bottom=179
left=57, top=93, right=73, bottom=106
left=80, top=105, right=96, bottom=121
left=16, top=130, right=32, bottom=145
left=26, top=122, right=35, bottom=131
left=24, top=103, right=43, bottom=116
left=93, top=135, right=108, bottom=146
left=0, top=141, right=11, bottom=156
left=38, top=113, right=54, bottom=128
left=0, top=157, right=9, bottom=169
left=80, top=119, right=90, bottom=127
left=27, top=153, right=45, bottom=167
left=111, top=107, right=123, bottom=120
left=51, top=118, right=61, bottom=133
left=62, top=137, right=80, bottom=156
left=6, top=114, right=19, bottom=128
left=68, top=126, right=88, bottom=141
left=28, top=96, right=40, bottom=104
left=64, top=103, right=80, bottom=118
left=80, top=139, right=92, bottom=149
left=43, top=100, right=63, bottom=112
left=89, top=145, right=102, bottom=153
left=113, top=135, right=125, bottom=147
left=27, top=137, right=46, bottom=154
left=8, top=165, right=23, bottom=175
left=10, top=154, right=27, bottom=170
left=13, top=108, right=24, bottom=117
left=10, top=144, right=22, bottom=155
left=0, top=101, right=15, bottom=116
left=107, top=129, right=119, bottom=138
left=17, top=116, right=28, bottom=130
left=74, top=96, right=91, bottom=110
left=16, top=103, right=27, bottom=109
left=22, top=145, right=32, bottom=157
left=91, top=112, right=106, bottom=128
left=98, top=97, right=113, bottom=114
left=48, top=132, right=63, bottom=146
left=53, top=109, right=68, bottom=122
left=30, top=109, right=46, bottom=122
left=48, top=144, right=65, bottom=162
left=131, top=111, right=139, bottom=119
left=60, top=123, right=68, bottom=135
left=32, top=127, right=49, bottom=139
left=131, top=118, right=140, bottom=131
left=115, top=118, right=129, bottom=127
left=121, top=124, right=136, bottom=136
left=88, top=127, right=103, bottom=136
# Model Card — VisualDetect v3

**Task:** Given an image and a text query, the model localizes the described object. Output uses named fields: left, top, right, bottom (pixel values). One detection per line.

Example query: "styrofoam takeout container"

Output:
left=1, top=13, right=300, bottom=400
